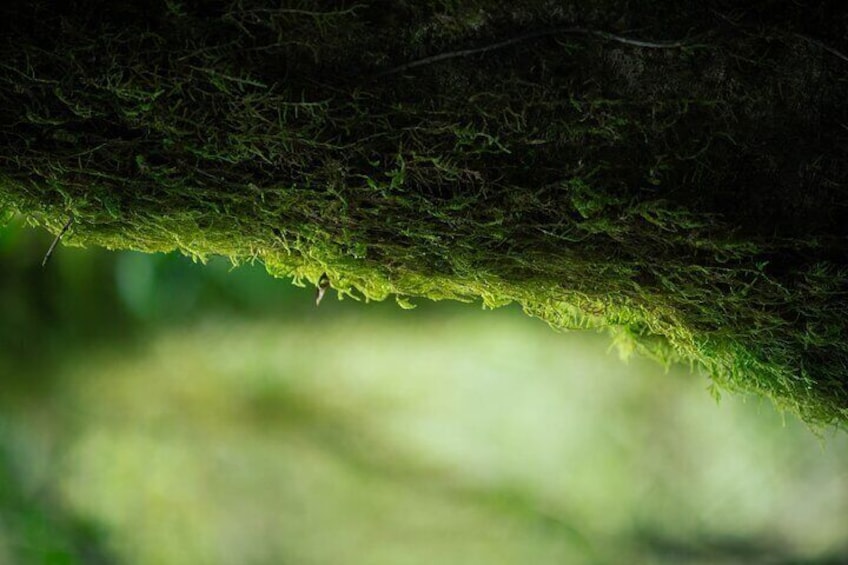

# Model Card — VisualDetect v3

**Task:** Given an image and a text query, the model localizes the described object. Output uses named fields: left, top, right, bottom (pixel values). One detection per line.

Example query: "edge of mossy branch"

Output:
left=9, top=204, right=845, bottom=431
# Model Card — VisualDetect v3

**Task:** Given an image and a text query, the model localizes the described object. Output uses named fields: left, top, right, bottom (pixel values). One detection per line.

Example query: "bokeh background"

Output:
left=0, top=216, right=846, bottom=565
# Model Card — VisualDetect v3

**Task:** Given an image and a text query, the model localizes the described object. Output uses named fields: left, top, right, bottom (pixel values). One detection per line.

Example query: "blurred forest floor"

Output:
left=0, top=218, right=846, bottom=565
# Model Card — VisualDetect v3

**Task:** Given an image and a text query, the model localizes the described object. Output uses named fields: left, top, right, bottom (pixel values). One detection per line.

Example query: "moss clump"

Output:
left=1, top=1, right=847, bottom=425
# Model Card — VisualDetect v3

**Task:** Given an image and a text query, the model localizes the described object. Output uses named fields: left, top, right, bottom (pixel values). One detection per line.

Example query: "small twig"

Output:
left=379, top=26, right=693, bottom=76
left=590, top=30, right=690, bottom=49
left=379, top=28, right=571, bottom=76
left=794, top=33, right=848, bottom=64
left=42, top=215, right=74, bottom=268
left=187, top=65, right=269, bottom=89
left=235, top=5, right=364, bottom=18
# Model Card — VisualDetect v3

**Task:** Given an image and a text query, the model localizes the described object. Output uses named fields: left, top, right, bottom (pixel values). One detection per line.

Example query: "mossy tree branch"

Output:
left=1, top=0, right=847, bottom=424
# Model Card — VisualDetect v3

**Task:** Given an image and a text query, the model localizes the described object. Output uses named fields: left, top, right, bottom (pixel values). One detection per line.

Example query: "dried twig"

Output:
left=379, top=26, right=693, bottom=76
left=794, top=33, right=848, bottom=64
left=590, top=30, right=690, bottom=49
left=42, top=215, right=74, bottom=268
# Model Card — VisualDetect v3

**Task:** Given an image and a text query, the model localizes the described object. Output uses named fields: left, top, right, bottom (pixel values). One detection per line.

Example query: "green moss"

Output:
left=1, top=0, right=847, bottom=425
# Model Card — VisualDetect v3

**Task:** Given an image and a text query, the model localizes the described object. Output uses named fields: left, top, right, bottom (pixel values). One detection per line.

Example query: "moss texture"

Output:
left=1, top=1, right=847, bottom=424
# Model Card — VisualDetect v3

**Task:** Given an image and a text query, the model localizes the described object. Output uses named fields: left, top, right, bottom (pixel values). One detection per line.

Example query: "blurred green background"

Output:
left=0, top=216, right=846, bottom=565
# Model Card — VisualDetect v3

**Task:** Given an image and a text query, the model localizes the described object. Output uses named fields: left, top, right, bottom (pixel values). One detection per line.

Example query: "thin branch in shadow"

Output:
left=379, top=26, right=694, bottom=76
